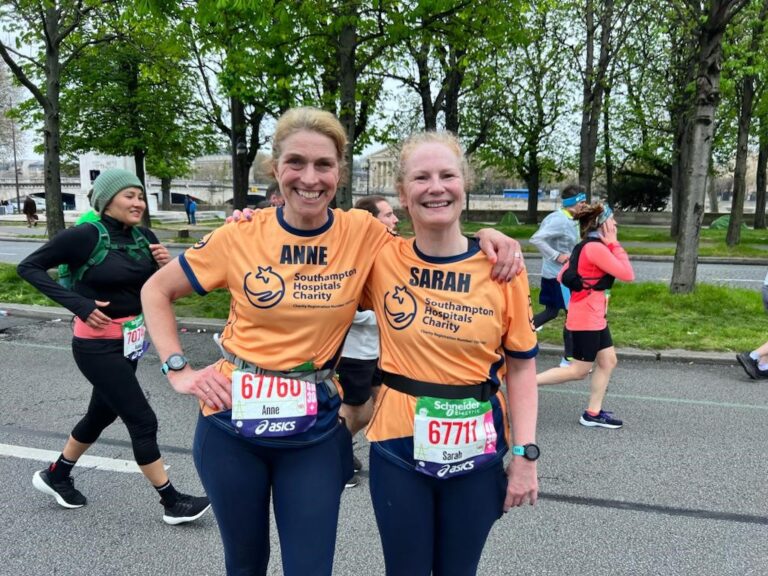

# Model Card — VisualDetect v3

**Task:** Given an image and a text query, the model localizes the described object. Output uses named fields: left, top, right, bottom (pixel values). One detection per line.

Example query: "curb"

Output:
left=0, top=302, right=738, bottom=367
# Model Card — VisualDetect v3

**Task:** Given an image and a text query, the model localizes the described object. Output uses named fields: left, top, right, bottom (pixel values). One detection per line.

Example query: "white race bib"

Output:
left=231, top=370, right=318, bottom=437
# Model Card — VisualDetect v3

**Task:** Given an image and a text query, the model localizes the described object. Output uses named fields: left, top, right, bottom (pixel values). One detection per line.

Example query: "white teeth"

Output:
left=297, top=189, right=322, bottom=199
left=425, top=201, right=449, bottom=208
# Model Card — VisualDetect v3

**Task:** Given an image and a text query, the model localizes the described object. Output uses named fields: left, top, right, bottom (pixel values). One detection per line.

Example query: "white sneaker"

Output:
left=559, top=357, right=571, bottom=368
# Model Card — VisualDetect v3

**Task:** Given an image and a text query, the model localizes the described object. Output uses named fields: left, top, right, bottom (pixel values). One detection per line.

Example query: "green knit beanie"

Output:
left=91, top=169, right=144, bottom=214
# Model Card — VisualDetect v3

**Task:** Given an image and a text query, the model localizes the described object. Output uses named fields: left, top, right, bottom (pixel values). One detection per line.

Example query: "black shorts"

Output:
left=571, top=327, right=613, bottom=363
left=539, top=277, right=566, bottom=310
left=336, top=357, right=381, bottom=406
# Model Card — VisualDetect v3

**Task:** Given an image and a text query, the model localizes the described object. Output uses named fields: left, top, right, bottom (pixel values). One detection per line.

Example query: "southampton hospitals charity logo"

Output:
left=383, top=285, right=417, bottom=330
left=244, top=266, right=285, bottom=309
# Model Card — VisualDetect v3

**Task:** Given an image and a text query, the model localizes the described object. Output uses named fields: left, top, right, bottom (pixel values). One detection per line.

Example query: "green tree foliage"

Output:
left=58, top=6, right=219, bottom=224
left=477, top=1, right=572, bottom=224
left=0, top=0, right=116, bottom=236
left=612, top=169, right=670, bottom=212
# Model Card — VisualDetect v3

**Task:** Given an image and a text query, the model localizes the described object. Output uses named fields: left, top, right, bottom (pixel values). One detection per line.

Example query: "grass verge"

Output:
left=1, top=262, right=763, bottom=352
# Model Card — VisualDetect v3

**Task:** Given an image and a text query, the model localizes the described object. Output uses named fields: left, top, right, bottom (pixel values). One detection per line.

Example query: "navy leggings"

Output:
left=193, top=413, right=353, bottom=576
left=70, top=338, right=161, bottom=465
left=369, top=447, right=507, bottom=576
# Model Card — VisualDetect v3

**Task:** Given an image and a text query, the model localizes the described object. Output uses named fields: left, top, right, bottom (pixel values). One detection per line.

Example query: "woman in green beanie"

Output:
left=18, top=168, right=211, bottom=525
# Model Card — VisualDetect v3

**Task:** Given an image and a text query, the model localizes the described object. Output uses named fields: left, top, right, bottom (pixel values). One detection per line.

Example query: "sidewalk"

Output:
left=0, top=302, right=737, bottom=366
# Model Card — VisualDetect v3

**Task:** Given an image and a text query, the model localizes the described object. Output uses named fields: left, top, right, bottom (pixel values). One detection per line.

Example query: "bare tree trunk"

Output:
left=727, top=0, right=768, bottom=244
left=603, top=86, right=614, bottom=206
left=133, top=148, right=150, bottom=227
left=336, top=5, right=357, bottom=210
left=671, top=20, right=729, bottom=294
left=525, top=152, right=540, bottom=225
left=231, top=97, right=248, bottom=210
left=578, top=0, right=613, bottom=201
left=43, top=8, right=64, bottom=237
left=756, top=121, right=768, bottom=228
left=161, top=177, right=171, bottom=210
left=706, top=162, right=719, bottom=213
left=444, top=46, right=465, bottom=135
left=411, top=40, right=437, bottom=130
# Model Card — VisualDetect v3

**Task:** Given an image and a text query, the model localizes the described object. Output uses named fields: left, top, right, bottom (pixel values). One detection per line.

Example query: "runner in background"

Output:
left=17, top=168, right=210, bottom=524
left=529, top=184, right=586, bottom=367
left=736, top=269, right=768, bottom=379
left=364, top=132, right=539, bottom=576
left=337, top=194, right=399, bottom=488
left=140, top=107, right=526, bottom=576
left=536, top=203, right=635, bottom=429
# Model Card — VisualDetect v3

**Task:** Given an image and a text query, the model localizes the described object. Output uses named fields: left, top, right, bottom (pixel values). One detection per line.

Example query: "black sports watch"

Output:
left=512, top=443, right=540, bottom=461
left=161, top=354, right=188, bottom=375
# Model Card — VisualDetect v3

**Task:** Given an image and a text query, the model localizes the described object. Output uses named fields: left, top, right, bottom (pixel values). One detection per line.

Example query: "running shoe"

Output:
left=345, top=474, right=360, bottom=489
left=559, top=357, right=572, bottom=368
left=162, top=494, right=211, bottom=525
left=352, top=454, right=363, bottom=473
left=736, top=352, right=760, bottom=379
left=32, top=468, right=87, bottom=509
left=579, top=410, right=623, bottom=429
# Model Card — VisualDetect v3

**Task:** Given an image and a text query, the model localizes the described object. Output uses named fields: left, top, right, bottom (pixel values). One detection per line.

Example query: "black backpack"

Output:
left=560, top=237, right=615, bottom=292
left=57, top=220, right=153, bottom=289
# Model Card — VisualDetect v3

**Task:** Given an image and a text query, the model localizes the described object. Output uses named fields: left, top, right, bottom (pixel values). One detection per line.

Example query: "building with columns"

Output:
left=363, top=147, right=397, bottom=195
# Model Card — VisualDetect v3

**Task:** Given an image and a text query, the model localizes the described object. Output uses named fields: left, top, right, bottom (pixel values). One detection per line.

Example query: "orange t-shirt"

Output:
left=179, top=207, right=393, bottom=443
left=363, top=238, right=538, bottom=470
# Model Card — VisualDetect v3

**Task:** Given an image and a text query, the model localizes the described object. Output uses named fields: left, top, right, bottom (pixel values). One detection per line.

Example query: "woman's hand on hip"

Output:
left=167, top=365, right=232, bottom=410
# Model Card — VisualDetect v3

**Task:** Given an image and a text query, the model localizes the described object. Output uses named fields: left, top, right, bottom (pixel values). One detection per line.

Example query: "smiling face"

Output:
left=103, top=187, right=145, bottom=226
left=398, top=141, right=465, bottom=232
left=274, top=130, right=340, bottom=230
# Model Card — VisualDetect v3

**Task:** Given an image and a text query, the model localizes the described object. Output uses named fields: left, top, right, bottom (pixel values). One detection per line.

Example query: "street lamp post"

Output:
left=365, top=159, right=371, bottom=195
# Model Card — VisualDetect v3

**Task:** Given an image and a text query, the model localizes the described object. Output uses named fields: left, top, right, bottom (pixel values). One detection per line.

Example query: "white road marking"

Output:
left=0, top=443, right=168, bottom=473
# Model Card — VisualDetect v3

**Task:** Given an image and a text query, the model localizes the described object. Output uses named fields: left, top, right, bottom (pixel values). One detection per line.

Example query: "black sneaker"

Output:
left=162, top=494, right=211, bottom=525
left=33, top=468, right=87, bottom=509
left=736, top=352, right=759, bottom=379
left=580, top=410, right=623, bottom=429
left=352, top=454, right=363, bottom=473
left=345, top=474, right=360, bottom=489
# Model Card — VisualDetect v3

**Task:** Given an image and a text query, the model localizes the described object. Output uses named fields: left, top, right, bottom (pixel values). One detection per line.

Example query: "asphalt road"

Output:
left=0, top=237, right=765, bottom=291
left=1, top=318, right=766, bottom=576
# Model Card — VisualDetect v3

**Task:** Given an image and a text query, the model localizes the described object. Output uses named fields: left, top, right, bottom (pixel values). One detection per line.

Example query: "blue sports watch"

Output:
left=161, top=353, right=188, bottom=375
left=512, top=443, right=540, bottom=461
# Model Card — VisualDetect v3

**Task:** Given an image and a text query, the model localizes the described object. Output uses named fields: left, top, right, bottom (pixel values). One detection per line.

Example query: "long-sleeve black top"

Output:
left=17, top=215, right=159, bottom=321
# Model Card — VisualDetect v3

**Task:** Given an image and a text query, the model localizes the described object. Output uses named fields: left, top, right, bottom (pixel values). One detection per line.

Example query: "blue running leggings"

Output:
left=193, top=413, right=353, bottom=576
left=369, top=447, right=507, bottom=576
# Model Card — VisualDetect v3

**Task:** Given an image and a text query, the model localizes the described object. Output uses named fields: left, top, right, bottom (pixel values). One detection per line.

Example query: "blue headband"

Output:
left=598, top=205, right=614, bottom=225
left=562, top=193, right=586, bottom=207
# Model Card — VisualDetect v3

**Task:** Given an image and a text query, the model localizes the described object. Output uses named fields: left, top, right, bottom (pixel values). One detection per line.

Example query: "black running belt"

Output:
left=382, top=372, right=499, bottom=402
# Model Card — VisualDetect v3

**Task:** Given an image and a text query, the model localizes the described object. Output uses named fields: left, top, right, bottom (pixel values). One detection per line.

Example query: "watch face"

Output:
left=167, top=355, right=187, bottom=370
left=524, top=444, right=540, bottom=461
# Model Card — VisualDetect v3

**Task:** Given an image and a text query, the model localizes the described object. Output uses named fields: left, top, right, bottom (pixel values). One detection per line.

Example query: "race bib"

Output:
left=231, top=370, right=318, bottom=437
left=413, top=396, right=497, bottom=479
left=122, top=314, right=148, bottom=360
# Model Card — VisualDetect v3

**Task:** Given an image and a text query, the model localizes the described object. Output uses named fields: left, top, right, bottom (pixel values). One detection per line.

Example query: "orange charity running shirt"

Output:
left=364, top=237, right=538, bottom=471
left=179, top=207, right=393, bottom=443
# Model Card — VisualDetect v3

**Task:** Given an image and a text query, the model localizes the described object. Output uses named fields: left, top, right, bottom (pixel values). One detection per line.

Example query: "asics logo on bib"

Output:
left=437, top=461, right=475, bottom=478
left=244, top=266, right=285, bottom=309
left=383, top=286, right=417, bottom=330
left=254, top=420, right=297, bottom=435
